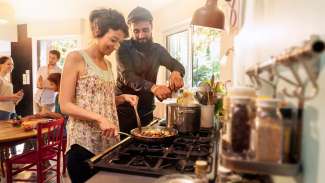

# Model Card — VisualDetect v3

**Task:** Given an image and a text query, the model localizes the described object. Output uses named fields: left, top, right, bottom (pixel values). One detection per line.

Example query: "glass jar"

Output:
left=194, top=160, right=208, bottom=183
left=229, top=96, right=252, bottom=154
left=253, top=99, right=283, bottom=163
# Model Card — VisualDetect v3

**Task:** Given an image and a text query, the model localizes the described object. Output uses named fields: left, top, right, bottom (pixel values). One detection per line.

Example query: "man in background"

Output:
left=34, top=50, right=61, bottom=113
left=116, top=7, right=185, bottom=133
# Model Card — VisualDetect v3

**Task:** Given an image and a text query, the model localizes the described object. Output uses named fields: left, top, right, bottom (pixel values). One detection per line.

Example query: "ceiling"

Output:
left=0, top=0, right=176, bottom=23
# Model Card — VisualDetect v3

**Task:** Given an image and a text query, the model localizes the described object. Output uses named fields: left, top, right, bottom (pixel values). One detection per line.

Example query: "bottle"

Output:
left=253, top=98, right=283, bottom=163
left=194, top=160, right=209, bottom=183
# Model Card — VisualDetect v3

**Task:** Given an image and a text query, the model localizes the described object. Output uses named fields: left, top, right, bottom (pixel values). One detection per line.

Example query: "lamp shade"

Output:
left=191, top=0, right=225, bottom=30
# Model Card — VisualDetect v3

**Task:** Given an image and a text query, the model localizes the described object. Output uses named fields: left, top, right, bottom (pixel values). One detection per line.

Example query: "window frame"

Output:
left=163, top=20, right=223, bottom=88
left=163, top=20, right=193, bottom=87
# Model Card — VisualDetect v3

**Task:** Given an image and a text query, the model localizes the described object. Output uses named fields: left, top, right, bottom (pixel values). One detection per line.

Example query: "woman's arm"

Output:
left=0, top=95, right=18, bottom=102
left=0, top=79, right=20, bottom=102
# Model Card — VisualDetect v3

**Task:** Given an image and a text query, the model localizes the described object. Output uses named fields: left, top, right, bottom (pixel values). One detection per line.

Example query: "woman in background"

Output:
left=59, top=8, right=138, bottom=183
left=0, top=56, right=23, bottom=120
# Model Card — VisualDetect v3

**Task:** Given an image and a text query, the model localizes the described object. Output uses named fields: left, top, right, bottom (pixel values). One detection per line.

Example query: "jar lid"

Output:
left=195, top=160, right=208, bottom=176
left=230, top=96, right=252, bottom=104
left=228, top=86, right=256, bottom=98
left=256, top=98, right=280, bottom=108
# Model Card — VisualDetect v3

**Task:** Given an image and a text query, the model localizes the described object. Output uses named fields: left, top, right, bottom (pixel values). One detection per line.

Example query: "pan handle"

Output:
left=118, top=131, right=131, bottom=137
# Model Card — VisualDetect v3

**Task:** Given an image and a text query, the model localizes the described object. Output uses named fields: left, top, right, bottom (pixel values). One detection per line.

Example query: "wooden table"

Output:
left=0, top=119, right=48, bottom=178
left=0, top=120, right=38, bottom=144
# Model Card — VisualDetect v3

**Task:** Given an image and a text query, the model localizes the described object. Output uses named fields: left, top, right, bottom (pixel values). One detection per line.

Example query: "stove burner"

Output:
left=94, top=128, right=217, bottom=179
left=176, top=159, right=195, bottom=172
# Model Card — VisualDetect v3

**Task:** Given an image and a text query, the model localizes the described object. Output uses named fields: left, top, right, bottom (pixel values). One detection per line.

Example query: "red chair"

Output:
left=5, top=118, right=64, bottom=183
left=61, top=137, right=67, bottom=176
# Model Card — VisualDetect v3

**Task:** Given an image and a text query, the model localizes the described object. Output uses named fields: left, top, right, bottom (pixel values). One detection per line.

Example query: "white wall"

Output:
left=233, top=1, right=325, bottom=183
left=27, top=19, right=84, bottom=38
left=0, top=24, right=17, bottom=42
left=0, top=40, right=11, bottom=56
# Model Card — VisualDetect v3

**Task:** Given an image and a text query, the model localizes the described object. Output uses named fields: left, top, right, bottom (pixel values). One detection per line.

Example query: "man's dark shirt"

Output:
left=116, top=39, right=185, bottom=117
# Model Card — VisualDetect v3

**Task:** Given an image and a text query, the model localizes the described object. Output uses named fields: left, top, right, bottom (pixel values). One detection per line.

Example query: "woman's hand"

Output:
left=97, top=116, right=118, bottom=138
left=12, top=90, right=24, bottom=103
left=13, top=90, right=24, bottom=104
left=122, top=94, right=138, bottom=107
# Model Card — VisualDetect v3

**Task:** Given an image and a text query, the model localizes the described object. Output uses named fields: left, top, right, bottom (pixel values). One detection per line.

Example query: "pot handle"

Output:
left=118, top=131, right=131, bottom=137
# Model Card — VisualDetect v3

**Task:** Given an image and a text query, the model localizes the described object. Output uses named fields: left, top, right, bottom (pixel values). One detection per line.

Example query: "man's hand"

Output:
left=122, top=94, right=138, bottom=107
left=37, top=76, right=44, bottom=89
left=151, top=85, right=172, bottom=101
left=169, top=71, right=183, bottom=91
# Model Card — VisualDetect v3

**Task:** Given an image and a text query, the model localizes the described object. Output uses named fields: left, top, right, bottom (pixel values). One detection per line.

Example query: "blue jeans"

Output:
left=0, top=110, right=11, bottom=120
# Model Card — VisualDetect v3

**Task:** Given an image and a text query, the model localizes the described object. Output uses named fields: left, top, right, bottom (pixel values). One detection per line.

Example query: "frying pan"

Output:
left=119, top=122, right=178, bottom=143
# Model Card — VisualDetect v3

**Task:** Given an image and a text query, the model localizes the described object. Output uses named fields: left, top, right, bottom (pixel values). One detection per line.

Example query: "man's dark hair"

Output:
left=47, top=73, right=61, bottom=87
left=127, top=6, right=153, bottom=24
left=89, top=8, right=129, bottom=38
left=0, top=56, right=10, bottom=65
left=49, top=50, right=61, bottom=60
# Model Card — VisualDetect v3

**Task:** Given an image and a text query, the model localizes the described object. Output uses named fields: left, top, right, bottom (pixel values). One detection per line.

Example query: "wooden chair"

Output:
left=5, top=118, right=64, bottom=183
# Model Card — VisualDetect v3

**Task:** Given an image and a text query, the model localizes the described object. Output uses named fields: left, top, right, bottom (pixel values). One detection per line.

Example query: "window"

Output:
left=166, top=25, right=222, bottom=88
left=38, top=38, right=79, bottom=69
left=167, top=30, right=190, bottom=88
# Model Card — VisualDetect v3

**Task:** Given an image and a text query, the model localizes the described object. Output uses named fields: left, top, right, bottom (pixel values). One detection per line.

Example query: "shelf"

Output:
left=219, top=140, right=301, bottom=176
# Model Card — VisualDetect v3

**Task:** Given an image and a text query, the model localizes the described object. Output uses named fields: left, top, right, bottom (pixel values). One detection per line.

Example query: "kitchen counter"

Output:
left=86, top=171, right=156, bottom=183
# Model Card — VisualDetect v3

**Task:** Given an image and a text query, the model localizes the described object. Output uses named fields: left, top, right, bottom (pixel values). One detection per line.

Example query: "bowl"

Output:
left=22, top=123, right=34, bottom=131
left=11, top=119, right=22, bottom=127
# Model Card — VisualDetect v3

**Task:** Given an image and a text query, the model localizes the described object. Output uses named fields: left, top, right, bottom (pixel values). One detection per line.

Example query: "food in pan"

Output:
left=135, top=128, right=174, bottom=138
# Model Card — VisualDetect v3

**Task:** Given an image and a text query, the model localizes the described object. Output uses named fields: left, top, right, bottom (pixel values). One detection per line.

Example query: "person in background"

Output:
left=116, top=7, right=185, bottom=133
left=0, top=56, right=24, bottom=120
left=34, top=50, right=61, bottom=113
left=24, top=73, right=64, bottom=120
left=59, top=8, right=138, bottom=183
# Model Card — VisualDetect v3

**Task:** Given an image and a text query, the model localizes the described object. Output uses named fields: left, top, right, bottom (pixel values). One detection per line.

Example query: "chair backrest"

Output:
left=36, top=118, right=64, bottom=157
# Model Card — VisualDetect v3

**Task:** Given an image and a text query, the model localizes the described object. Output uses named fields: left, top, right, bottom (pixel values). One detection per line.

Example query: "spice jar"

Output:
left=253, top=99, right=283, bottom=163
left=229, top=96, right=252, bottom=154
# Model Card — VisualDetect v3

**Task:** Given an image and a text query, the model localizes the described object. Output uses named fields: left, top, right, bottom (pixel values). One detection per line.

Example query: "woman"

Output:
left=59, top=8, right=137, bottom=183
left=0, top=56, right=24, bottom=120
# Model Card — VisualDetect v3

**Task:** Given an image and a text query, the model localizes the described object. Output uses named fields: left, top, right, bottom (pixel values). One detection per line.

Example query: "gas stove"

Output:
left=91, top=127, right=218, bottom=181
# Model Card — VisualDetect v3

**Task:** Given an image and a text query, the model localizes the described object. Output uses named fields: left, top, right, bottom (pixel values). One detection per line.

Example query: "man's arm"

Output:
left=158, top=46, right=185, bottom=77
left=158, top=46, right=185, bottom=91
left=116, top=48, right=155, bottom=92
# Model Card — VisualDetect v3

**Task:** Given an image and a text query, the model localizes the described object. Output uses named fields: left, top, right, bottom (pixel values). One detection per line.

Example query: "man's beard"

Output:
left=132, top=38, right=153, bottom=52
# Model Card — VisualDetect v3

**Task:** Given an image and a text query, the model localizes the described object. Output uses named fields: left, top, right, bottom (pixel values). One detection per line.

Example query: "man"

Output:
left=34, top=50, right=62, bottom=113
left=116, top=7, right=185, bottom=133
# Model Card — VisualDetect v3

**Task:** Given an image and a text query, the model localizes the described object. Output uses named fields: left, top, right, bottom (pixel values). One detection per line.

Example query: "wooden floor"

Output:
left=0, top=165, right=71, bottom=183
left=1, top=141, right=71, bottom=183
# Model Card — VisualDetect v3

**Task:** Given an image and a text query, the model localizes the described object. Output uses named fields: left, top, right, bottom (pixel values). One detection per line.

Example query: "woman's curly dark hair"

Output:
left=89, top=8, right=129, bottom=38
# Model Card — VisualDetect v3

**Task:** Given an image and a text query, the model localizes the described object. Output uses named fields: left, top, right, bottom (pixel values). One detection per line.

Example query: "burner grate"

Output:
left=94, top=129, right=217, bottom=179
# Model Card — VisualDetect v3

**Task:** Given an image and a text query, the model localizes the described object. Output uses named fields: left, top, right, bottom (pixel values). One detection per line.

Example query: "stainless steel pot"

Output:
left=175, top=104, right=201, bottom=133
left=166, top=103, right=178, bottom=128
